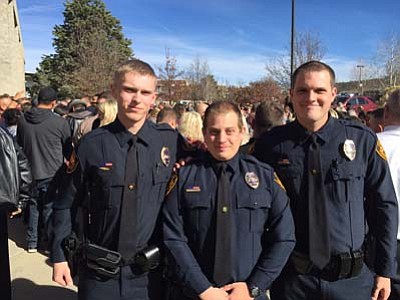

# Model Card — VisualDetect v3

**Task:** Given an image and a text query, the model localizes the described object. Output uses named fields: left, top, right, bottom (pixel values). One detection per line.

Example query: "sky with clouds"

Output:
left=17, top=0, right=400, bottom=85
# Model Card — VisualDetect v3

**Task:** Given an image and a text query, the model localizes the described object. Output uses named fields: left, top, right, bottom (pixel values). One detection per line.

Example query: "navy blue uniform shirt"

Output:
left=253, top=117, right=398, bottom=277
left=52, top=119, right=178, bottom=263
left=163, top=153, right=295, bottom=295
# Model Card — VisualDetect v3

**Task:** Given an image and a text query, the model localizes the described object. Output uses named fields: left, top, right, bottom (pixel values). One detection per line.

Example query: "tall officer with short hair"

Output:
left=163, top=101, right=295, bottom=300
left=254, top=61, right=398, bottom=300
left=51, top=59, right=178, bottom=300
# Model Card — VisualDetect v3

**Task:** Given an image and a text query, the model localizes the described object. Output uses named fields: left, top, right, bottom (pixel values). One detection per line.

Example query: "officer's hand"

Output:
left=173, top=157, right=193, bottom=172
left=53, top=261, right=73, bottom=287
left=199, top=286, right=229, bottom=300
left=222, top=282, right=253, bottom=300
left=371, top=276, right=391, bottom=300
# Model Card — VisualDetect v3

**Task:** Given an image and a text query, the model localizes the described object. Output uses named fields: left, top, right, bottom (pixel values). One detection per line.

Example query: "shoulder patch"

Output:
left=66, top=149, right=78, bottom=174
left=165, top=173, right=178, bottom=197
left=274, top=172, right=286, bottom=192
left=376, top=140, right=387, bottom=161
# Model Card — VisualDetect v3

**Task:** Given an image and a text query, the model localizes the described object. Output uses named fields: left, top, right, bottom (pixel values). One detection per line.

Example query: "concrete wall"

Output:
left=0, top=0, right=25, bottom=96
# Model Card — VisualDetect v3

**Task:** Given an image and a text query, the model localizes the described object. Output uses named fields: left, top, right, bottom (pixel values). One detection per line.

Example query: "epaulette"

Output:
left=153, top=122, right=175, bottom=132
left=339, top=118, right=376, bottom=138
left=241, top=154, right=274, bottom=171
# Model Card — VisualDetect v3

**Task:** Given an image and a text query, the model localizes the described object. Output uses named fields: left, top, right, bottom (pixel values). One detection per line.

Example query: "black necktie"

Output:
left=307, top=134, right=330, bottom=269
left=118, top=136, right=138, bottom=263
left=213, top=162, right=232, bottom=286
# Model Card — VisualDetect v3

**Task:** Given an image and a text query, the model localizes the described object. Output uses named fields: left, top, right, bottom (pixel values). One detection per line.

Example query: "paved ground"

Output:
left=8, top=217, right=77, bottom=300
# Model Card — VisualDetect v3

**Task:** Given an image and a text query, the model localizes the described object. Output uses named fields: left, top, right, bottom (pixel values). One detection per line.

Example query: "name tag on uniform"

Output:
left=99, top=162, right=113, bottom=171
left=186, top=186, right=201, bottom=192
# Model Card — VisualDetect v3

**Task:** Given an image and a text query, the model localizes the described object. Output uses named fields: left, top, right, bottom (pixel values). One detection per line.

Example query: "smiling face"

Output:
left=112, top=71, right=157, bottom=133
left=290, top=70, right=337, bottom=132
left=203, top=111, right=243, bottom=161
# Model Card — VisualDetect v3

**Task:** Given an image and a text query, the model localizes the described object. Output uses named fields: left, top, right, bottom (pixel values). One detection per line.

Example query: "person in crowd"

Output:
left=66, top=99, right=94, bottom=139
left=283, top=103, right=295, bottom=124
left=194, top=101, right=209, bottom=119
left=52, top=59, right=179, bottom=300
left=147, top=106, right=160, bottom=123
left=17, top=86, right=72, bottom=253
left=0, top=94, right=13, bottom=125
left=73, top=96, right=117, bottom=145
left=53, top=103, right=69, bottom=117
left=0, top=125, right=32, bottom=300
left=178, top=111, right=204, bottom=145
left=173, top=103, right=186, bottom=124
left=240, top=101, right=285, bottom=154
left=2, top=108, right=22, bottom=137
left=368, top=107, right=385, bottom=133
left=163, top=101, right=295, bottom=300
left=157, top=107, right=178, bottom=129
left=377, top=89, right=400, bottom=300
left=254, top=61, right=398, bottom=300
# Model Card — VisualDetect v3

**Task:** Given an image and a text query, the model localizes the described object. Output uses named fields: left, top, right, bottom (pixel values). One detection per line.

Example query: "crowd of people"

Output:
left=0, top=59, right=399, bottom=300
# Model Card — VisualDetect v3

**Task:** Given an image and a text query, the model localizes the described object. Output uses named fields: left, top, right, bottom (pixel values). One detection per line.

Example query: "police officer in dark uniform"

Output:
left=163, top=101, right=295, bottom=300
left=51, top=59, right=178, bottom=300
left=254, top=61, right=398, bottom=300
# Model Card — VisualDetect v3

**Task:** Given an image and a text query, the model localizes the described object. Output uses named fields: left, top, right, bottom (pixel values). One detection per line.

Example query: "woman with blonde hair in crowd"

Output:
left=178, top=111, right=204, bottom=145
left=73, top=98, right=117, bottom=145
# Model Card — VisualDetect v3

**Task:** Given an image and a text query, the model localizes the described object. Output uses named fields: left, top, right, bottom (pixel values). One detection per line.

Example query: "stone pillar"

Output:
left=0, top=0, right=25, bottom=96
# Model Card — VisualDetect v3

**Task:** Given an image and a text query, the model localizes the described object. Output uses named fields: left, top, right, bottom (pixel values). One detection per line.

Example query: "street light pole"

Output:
left=290, top=0, right=295, bottom=89
left=356, top=64, right=364, bottom=95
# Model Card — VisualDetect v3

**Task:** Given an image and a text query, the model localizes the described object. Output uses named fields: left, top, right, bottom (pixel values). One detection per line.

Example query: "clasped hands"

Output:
left=200, top=282, right=254, bottom=300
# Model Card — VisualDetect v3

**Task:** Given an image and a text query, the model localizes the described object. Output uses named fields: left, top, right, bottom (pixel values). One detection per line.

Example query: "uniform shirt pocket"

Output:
left=153, top=163, right=172, bottom=185
left=330, top=161, right=364, bottom=203
left=89, top=168, right=124, bottom=210
left=236, top=191, right=271, bottom=232
left=184, top=190, right=212, bottom=232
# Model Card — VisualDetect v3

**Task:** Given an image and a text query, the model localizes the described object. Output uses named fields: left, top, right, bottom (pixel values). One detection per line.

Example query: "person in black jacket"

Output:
left=0, top=125, right=32, bottom=300
left=17, top=87, right=71, bottom=252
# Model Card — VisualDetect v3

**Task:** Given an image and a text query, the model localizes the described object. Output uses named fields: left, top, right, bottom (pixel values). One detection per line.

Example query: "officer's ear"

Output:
left=330, top=87, right=337, bottom=104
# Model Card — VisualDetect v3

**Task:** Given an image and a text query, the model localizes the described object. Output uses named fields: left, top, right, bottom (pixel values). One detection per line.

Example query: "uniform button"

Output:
left=128, top=184, right=136, bottom=190
left=311, top=169, right=317, bottom=175
left=222, top=206, right=229, bottom=213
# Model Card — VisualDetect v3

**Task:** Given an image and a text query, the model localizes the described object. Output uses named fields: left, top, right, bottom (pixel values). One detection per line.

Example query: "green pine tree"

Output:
left=36, top=0, right=133, bottom=97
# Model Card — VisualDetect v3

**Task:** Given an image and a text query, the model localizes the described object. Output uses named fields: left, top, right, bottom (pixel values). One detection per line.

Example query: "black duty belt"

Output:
left=290, top=249, right=364, bottom=282
left=84, top=243, right=161, bottom=279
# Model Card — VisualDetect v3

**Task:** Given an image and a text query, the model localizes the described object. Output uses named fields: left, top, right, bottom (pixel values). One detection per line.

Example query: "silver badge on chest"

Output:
left=343, top=139, right=356, bottom=161
left=245, top=172, right=259, bottom=189
left=161, top=146, right=171, bottom=166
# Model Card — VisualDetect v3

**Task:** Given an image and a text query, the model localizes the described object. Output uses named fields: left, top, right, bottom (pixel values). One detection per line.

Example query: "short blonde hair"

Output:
left=113, top=59, right=156, bottom=86
left=178, top=111, right=204, bottom=142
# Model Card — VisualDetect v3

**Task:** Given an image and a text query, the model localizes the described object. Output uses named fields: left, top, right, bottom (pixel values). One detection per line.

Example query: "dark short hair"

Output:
left=157, top=107, right=177, bottom=123
left=37, top=86, right=57, bottom=104
left=113, top=59, right=156, bottom=85
left=387, top=89, right=400, bottom=119
left=173, top=104, right=186, bottom=119
left=255, top=101, right=284, bottom=135
left=203, top=101, right=243, bottom=131
left=292, top=60, right=336, bottom=88
left=0, top=93, right=11, bottom=99
left=368, top=107, right=384, bottom=119
left=3, top=108, right=22, bottom=126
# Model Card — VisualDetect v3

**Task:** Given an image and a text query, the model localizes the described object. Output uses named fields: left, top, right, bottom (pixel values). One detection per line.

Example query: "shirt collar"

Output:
left=208, top=152, right=240, bottom=174
left=111, top=118, right=151, bottom=148
left=294, top=116, right=335, bottom=145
